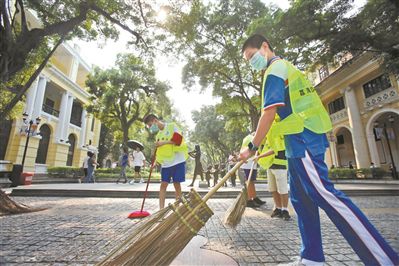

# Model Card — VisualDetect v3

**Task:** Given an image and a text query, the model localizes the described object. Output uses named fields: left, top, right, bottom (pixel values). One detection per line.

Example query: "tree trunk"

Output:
left=0, top=189, right=46, bottom=215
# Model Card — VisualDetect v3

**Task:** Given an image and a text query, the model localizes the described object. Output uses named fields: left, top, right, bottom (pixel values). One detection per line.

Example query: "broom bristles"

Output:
left=223, top=187, right=248, bottom=228
left=97, top=189, right=214, bottom=266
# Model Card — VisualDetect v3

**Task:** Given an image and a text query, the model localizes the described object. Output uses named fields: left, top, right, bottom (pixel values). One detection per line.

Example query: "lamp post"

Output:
left=20, top=113, right=41, bottom=171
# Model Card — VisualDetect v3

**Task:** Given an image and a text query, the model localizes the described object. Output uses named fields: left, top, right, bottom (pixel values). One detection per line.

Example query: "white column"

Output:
left=79, top=109, right=87, bottom=146
left=32, top=77, right=47, bottom=119
left=330, top=141, right=339, bottom=167
left=56, top=92, right=69, bottom=142
left=24, top=78, right=39, bottom=117
left=344, top=87, right=370, bottom=168
left=367, top=131, right=381, bottom=167
left=63, top=95, right=74, bottom=140
left=69, top=57, right=79, bottom=83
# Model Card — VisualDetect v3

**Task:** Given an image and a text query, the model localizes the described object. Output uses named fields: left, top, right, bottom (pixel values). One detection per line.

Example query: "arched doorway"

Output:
left=36, top=124, right=51, bottom=164
left=367, top=110, right=399, bottom=173
left=66, top=134, right=76, bottom=166
left=105, top=159, right=112, bottom=168
left=334, top=127, right=356, bottom=168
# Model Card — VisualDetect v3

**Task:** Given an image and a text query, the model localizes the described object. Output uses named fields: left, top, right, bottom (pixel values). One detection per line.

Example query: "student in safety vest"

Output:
left=144, top=114, right=188, bottom=209
left=255, top=123, right=290, bottom=220
left=240, top=133, right=266, bottom=208
left=240, top=34, right=398, bottom=265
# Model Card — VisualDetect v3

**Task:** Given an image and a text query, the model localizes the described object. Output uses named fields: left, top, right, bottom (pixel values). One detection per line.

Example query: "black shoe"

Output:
left=281, top=210, right=291, bottom=220
left=247, top=200, right=261, bottom=208
left=254, top=197, right=266, bottom=206
left=271, top=208, right=282, bottom=218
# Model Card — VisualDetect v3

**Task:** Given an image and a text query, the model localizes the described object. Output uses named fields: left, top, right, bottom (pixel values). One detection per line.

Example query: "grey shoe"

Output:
left=281, top=210, right=291, bottom=220
left=271, top=208, right=282, bottom=218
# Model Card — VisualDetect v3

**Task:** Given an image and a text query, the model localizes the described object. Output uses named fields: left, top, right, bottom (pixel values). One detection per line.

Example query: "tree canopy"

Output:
left=86, top=53, right=172, bottom=145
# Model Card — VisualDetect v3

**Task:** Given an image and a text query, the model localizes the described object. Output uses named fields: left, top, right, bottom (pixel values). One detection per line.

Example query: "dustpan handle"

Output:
left=202, top=160, right=245, bottom=202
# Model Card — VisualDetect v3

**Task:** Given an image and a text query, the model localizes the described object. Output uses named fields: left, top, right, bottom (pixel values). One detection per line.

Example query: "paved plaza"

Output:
left=1, top=195, right=398, bottom=265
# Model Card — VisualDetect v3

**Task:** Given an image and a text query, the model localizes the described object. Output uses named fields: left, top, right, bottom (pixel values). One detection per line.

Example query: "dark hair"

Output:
left=241, top=34, right=274, bottom=53
left=143, top=114, right=158, bottom=124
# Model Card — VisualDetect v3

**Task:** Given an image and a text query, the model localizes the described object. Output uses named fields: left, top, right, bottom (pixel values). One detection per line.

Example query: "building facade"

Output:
left=315, top=53, right=399, bottom=171
left=0, top=42, right=101, bottom=173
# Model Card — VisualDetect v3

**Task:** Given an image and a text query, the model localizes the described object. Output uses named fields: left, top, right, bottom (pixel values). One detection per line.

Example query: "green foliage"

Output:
left=164, top=0, right=271, bottom=131
left=86, top=53, right=173, bottom=145
left=248, top=0, right=399, bottom=73
left=47, top=166, right=83, bottom=178
left=190, top=105, right=247, bottom=165
left=329, top=167, right=387, bottom=179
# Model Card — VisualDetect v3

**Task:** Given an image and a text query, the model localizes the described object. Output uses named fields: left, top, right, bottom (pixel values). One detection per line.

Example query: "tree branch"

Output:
left=0, top=35, right=66, bottom=119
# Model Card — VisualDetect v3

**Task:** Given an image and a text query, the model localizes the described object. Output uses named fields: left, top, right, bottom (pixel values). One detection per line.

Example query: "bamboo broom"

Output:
left=223, top=152, right=258, bottom=228
left=97, top=160, right=245, bottom=266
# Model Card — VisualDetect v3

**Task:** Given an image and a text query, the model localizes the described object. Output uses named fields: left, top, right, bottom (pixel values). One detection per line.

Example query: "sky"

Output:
left=74, top=0, right=364, bottom=129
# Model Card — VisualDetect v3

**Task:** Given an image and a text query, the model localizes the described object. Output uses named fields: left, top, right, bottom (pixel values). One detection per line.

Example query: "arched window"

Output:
left=67, top=134, right=76, bottom=166
left=36, top=124, right=51, bottom=164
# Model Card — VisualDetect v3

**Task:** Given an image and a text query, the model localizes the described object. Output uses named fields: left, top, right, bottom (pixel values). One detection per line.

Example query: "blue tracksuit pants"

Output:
left=288, top=150, right=399, bottom=265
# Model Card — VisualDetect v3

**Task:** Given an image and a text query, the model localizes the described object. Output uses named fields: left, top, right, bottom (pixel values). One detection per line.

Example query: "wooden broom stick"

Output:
left=203, top=160, right=245, bottom=202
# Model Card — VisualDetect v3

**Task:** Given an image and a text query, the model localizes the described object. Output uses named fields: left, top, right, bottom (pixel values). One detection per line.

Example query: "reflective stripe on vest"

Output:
left=261, top=59, right=332, bottom=135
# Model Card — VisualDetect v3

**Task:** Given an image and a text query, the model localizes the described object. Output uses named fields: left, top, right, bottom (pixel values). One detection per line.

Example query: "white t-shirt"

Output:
left=83, top=156, right=89, bottom=168
left=160, top=123, right=186, bottom=168
left=133, top=151, right=145, bottom=167
left=240, top=158, right=258, bottom=170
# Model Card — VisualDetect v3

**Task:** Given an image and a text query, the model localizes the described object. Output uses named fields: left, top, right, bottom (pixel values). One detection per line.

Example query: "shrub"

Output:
left=47, top=166, right=83, bottom=178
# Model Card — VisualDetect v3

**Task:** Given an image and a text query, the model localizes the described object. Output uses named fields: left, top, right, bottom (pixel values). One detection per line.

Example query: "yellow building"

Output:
left=314, top=52, right=399, bottom=171
left=0, top=43, right=101, bottom=173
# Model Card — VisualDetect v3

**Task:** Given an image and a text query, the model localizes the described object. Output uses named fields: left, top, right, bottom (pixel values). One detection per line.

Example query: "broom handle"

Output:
left=203, top=160, right=245, bottom=202
left=247, top=151, right=259, bottom=184
left=140, top=148, right=157, bottom=212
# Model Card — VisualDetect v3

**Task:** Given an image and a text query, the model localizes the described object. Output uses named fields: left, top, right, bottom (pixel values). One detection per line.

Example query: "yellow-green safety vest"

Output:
left=155, top=123, right=188, bottom=164
left=261, top=59, right=332, bottom=135
left=257, top=116, right=287, bottom=169
left=240, top=130, right=286, bottom=170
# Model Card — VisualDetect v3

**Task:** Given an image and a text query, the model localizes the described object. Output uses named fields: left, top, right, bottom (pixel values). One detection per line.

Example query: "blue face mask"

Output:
left=249, top=51, right=268, bottom=71
left=149, top=124, right=159, bottom=134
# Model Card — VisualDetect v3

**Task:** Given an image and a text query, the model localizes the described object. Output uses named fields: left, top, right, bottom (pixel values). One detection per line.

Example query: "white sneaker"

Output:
left=278, top=257, right=304, bottom=266
left=279, top=257, right=323, bottom=266
left=129, top=180, right=135, bottom=185
left=140, top=178, right=144, bottom=183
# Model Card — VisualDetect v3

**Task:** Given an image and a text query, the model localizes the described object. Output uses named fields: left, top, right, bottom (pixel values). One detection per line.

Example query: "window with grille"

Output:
left=328, top=97, right=345, bottom=114
left=363, top=74, right=391, bottom=98
left=319, top=65, right=329, bottom=81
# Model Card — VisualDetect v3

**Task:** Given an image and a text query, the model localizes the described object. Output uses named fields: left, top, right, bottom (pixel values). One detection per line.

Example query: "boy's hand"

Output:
left=239, top=147, right=255, bottom=161
left=155, top=141, right=172, bottom=147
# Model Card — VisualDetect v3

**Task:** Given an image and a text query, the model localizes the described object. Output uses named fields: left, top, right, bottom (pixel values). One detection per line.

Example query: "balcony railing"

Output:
left=329, top=109, right=348, bottom=124
left=42, top=104, right=60, bottom=117
left=364, top=87, right=398, bottom=109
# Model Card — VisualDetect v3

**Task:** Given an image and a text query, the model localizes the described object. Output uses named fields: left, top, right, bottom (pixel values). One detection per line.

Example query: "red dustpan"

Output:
left=128, top=149, right=156, bottom=219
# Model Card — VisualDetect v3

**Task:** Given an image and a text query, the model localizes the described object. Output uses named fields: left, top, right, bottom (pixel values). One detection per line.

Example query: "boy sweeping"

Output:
left=240, top=34, right=398, bottom=265
left=144, top=114, right=188, bottom=209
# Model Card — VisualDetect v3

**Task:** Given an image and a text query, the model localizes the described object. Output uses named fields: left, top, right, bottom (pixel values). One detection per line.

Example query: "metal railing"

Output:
left=42, top=104, right=60, bottom=117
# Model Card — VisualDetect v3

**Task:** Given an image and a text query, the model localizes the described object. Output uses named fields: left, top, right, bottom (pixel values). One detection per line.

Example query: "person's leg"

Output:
left=247, top=181, right=256, bottom=199
left=122, top=166, right=127, bottom=183
left=159, top=181, right=168, bottom=209
left=274, top=169, right=290, bottom=220
left=297, top=151, right=399, bottom=265
left=272, top=191, right=282, bottom=208
left=172, top=162, right=185, bottom=201
left=288, top=158, right=325, bottom=263
left=173, top=182, right=182, bottom=200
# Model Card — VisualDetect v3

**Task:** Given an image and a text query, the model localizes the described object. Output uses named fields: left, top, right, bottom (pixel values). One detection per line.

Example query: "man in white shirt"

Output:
left=132, top=147, right=146, bottom=183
